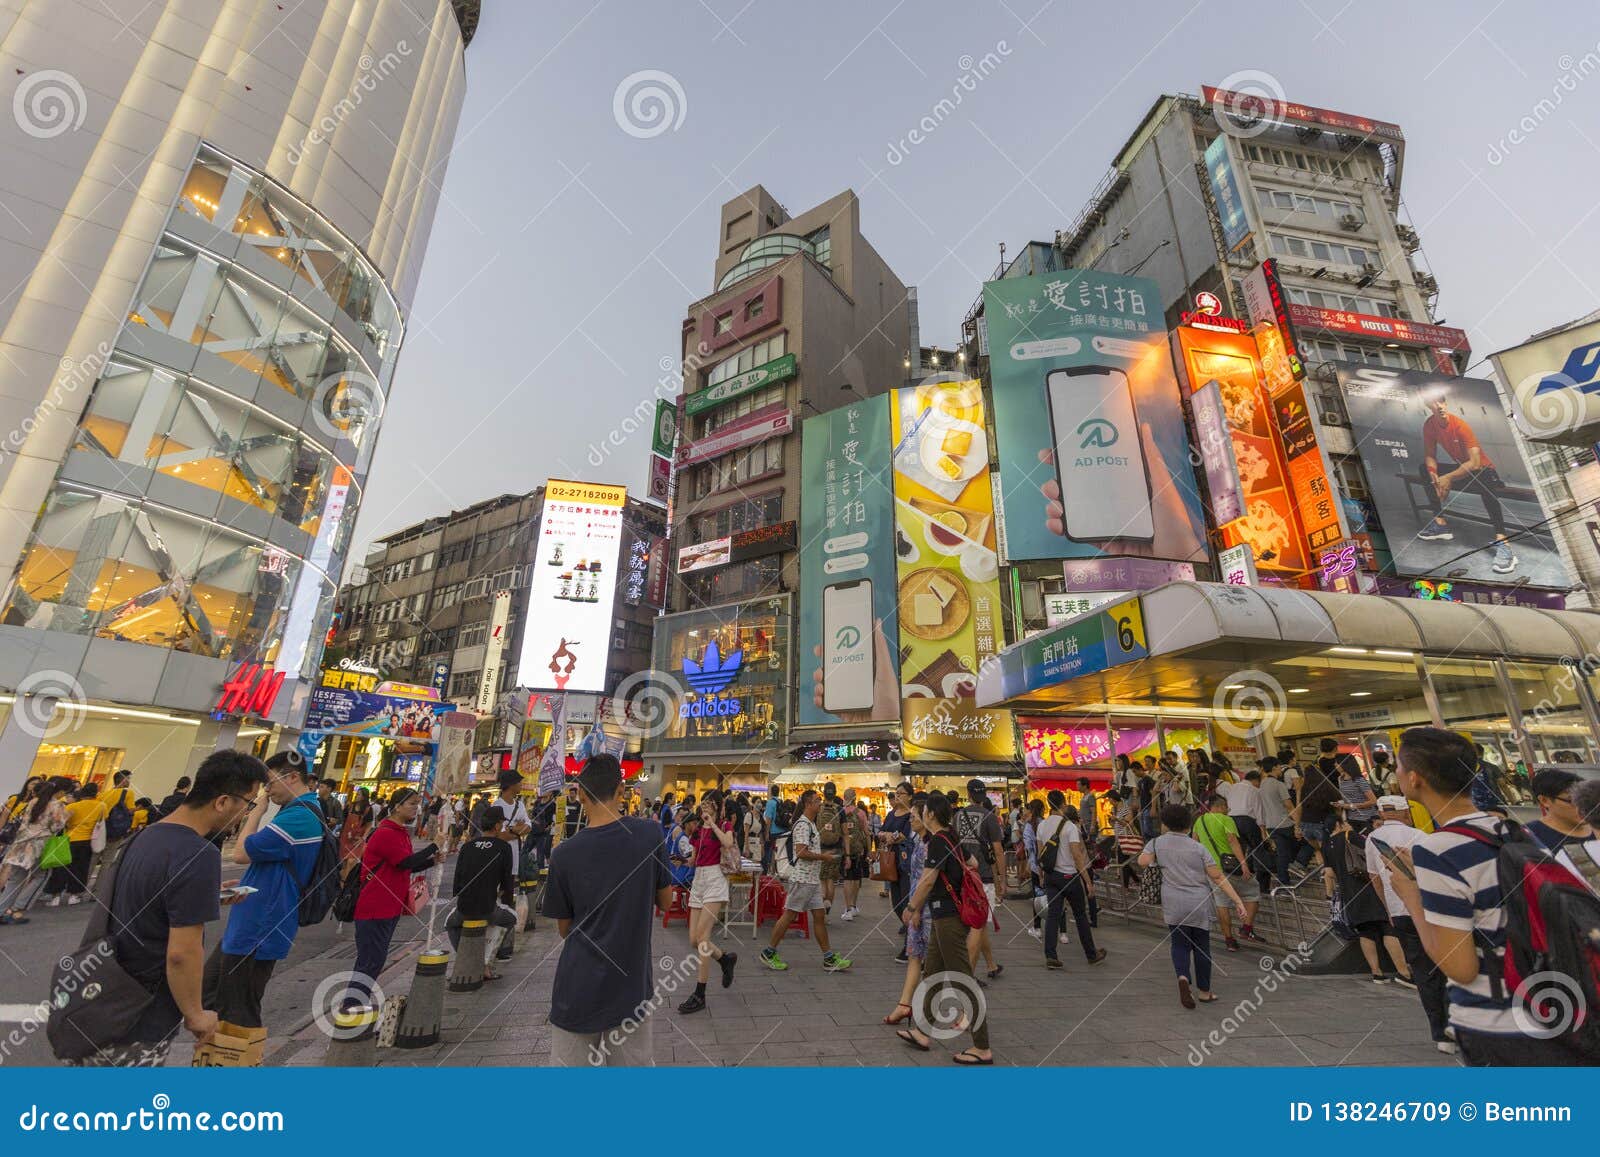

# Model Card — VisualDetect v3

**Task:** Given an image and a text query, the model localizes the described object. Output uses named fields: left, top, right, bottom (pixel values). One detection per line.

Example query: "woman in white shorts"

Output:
left=679, top=790, right=738, bottom=1015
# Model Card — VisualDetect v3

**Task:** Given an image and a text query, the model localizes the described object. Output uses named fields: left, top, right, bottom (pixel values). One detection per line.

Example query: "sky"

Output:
left=352, top=0, right=1600, bottom=564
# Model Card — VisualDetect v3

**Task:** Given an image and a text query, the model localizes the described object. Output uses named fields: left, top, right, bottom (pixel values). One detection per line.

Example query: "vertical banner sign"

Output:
left=983, top=270, right=1208, bottom=566
left=538, top=693, right=567, bottom=792
left=474, top=590, right=513, bottom=714
left=1274, top=383, right=1349, bottom=557
left=1240, top=259, right=1304, bottom=385
left=798, top=397, right=901, bottom=726
left=515, top=480, right=628, bottom=693
left=890, top=380, right=1015, bottom=761
left=1191, top=380, right=1245, bottom=525
left=1203, top=136, right=1253, bottom=254
left=651, top=400, right=678, bottom=458
left=1173, top=326, right=1306, bottom=573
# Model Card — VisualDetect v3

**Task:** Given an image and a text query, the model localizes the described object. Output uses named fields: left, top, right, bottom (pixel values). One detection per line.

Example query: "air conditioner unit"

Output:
left=1338, top=214, right=1363, bottom=232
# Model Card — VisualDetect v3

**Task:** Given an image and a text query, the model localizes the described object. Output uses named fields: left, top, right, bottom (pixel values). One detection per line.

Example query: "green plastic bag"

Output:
left=38, top=833, right=72, bottom=870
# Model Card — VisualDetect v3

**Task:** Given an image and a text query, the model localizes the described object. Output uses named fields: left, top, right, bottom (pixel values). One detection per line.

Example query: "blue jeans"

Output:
left=1270, top=826, right=1299, bottom=884
left=346, top=916, right=399, bottom=1009
left=1139, top=810, right=1158, bottom=840
left=1168, top=924, right=1212, bottom=990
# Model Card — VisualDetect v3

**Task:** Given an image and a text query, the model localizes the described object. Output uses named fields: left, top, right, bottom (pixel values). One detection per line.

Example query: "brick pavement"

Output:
left=270, top=881, right=1455, bottom=1068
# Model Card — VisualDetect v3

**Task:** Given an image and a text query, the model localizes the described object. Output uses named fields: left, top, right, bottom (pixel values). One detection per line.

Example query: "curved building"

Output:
left=0, top=1, right=478, bottom=795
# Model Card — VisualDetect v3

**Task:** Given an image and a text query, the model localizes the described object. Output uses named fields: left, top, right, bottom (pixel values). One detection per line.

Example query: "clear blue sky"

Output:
left=353, top=0, right=1600, bottom=560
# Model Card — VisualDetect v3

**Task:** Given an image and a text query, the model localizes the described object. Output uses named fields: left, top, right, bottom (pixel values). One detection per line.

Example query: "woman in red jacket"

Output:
left=345, top=788, right=437, bottom=1011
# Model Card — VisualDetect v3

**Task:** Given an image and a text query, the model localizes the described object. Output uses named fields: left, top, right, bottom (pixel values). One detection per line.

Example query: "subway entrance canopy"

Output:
left=977, top=583, right=1600, bottom=755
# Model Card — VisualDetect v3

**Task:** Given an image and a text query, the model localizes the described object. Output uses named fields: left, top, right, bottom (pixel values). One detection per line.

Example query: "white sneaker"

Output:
left=841, top=907, right=857, bottom=922
left=67, top=896, right=84, bottom=906
left=46, top=895, right=62, bottom=907
left=1436, top=1039, right=1459, bottom=1055
left=1027, top=927, right=1043, bottom=940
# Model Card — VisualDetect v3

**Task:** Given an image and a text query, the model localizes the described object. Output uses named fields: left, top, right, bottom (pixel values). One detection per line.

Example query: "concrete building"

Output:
left=0, top=1, right=479, bottom=800
left=643, top=186, right=910, bottom=800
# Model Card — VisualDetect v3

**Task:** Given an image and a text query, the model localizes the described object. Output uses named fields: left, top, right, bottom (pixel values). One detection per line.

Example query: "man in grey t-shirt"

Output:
left=955, top=779, right=1006, bottom=980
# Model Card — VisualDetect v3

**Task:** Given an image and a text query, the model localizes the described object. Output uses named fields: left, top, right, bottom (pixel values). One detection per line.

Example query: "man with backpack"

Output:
left=1386, top=726, right=1600, bottom=1065
left=205, top=751, right=329, bottom=1030
left=761, top=789, right=851, bottom=973
left=955, top=779, right=1006, bottom=980
left=98, top=770, right=138, bottom=846
left=1035, top=791, right=1106, bottom=969
left=815, top=781, right=845, bottom=910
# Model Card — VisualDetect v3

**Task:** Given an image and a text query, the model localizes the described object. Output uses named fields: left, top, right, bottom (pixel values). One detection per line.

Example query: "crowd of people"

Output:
left=7, top=724, right=1598, bottom=1069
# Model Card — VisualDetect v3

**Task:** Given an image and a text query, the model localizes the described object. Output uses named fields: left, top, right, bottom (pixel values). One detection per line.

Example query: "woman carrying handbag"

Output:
left=0, top=780, right=70, bottom=923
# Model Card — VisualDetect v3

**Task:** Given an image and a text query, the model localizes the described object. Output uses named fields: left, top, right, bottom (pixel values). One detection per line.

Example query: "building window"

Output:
left=705, top=332, right=787, bottom=389
left=451, top=670, right=480, bottom=699
left=681, top=555, right=782, bottom=605
left=1269, top=233, right=1375, bottom=268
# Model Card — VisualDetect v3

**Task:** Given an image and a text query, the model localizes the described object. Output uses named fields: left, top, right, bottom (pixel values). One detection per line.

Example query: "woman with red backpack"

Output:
left=893, top=791, right=993, bottom=1065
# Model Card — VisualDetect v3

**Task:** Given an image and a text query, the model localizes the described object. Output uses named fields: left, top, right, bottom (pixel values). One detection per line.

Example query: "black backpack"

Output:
left=774, top=798, right=796, bottom=833
left=104, top=788, right=134, bottom=841
left=287, top=799, right=342, bottom=926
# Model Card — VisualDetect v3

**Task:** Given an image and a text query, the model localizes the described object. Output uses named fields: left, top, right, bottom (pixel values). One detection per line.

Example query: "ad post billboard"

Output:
left=1337, top=368, right=1566, bottom=588
left=515, top=480, right=628, bottom=693
left=797, top=398, right=901, bottom=726
left=889, top=379, right=1015, bottom=762
left=982, top=270, right=1207, bottom=566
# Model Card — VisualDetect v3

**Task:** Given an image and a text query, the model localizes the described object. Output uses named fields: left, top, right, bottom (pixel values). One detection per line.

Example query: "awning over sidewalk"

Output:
left=977, top=581, right=1600, bottom=713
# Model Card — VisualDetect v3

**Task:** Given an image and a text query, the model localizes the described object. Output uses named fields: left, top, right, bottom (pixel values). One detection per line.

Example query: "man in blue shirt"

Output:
left=203, top=751, right=326, bottom=1028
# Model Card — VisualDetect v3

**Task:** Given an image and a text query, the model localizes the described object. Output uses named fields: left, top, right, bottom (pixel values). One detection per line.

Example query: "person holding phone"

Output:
left=1364, top=796, right=1449, bottom=1052
left=677, top=791, right=737, bottom=1015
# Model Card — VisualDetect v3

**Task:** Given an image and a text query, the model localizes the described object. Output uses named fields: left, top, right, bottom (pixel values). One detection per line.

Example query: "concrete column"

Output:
left=0, top=694, right=58, bottom=801
left=1414, top=656, right=1446, bottom=728
left=181, top=717, right=243, bottom=779
left=1492, top=659, right=1539, bottom=772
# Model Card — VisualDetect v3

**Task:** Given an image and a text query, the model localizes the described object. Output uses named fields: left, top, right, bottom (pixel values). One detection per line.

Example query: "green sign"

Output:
left=651, top=399, right=677, bottom=457
left=686, top=353, right=797, bottom=417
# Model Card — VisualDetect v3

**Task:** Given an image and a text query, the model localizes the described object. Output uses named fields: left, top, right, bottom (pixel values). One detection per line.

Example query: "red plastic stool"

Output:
left=755, top=875, right=787, bottom=927
left=662, top=885, right=691, bottom=928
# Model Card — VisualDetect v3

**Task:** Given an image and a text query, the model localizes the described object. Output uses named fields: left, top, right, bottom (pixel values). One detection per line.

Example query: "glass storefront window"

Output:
left=647, top=598, right=791, bottom=752
left=1160, top=720, right=1212, bottom=760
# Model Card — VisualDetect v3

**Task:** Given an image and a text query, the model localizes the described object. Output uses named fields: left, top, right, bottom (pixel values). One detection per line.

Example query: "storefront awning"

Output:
left=978, top=581, right=1600, bottom=714
left=773, top=766, right=901, bottom=787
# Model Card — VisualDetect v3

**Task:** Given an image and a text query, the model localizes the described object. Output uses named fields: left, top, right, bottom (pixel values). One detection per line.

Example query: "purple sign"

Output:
left=1375, top=576, right=1566, bottom=610
left=1062, top=557, right=1196, bottom=594
left=1192, top=380, right=1244, bottom=525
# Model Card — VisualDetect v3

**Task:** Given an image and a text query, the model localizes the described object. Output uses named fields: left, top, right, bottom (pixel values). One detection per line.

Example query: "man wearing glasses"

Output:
left=1524, top=768, right=1600, bottom=892
left=204, top=751, right=327, bottom=1033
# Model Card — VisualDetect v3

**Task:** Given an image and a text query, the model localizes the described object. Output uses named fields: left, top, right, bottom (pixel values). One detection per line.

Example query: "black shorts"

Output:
left=1351, top=919, right=1390, bottom=943
left=202, top=949, right=277, bottom=1029
left=841, top=854, right=870, bottom=881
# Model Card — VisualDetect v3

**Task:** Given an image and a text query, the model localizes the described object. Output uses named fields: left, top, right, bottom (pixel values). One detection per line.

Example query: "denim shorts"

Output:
left=1299, top=820, right=1329, bottom=844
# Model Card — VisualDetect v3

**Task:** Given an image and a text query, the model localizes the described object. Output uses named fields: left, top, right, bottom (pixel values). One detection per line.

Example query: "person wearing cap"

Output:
left=1365, top=794, right=1450, bottom=1052
left=1524, top=769, right=1600, bottom=891
left=542, top=755, right=671, bottom=1065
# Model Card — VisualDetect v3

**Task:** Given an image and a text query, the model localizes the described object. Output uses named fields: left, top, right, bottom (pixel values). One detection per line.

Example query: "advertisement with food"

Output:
left=1338, top=368, right=1566, bottom=588
left=797, top=398, right=901, bottom=726
left=982, top=270, right=1207, bottom=564
left=1173, top=326, right=1306, bottom=573
left=890, top=380, right=1015, bottom=762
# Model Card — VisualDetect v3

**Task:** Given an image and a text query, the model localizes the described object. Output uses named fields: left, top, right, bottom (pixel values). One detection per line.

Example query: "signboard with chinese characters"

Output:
left=1218, top=542, right=1258, bottom=586
left=890, top=379, right=1014, bottom=762
left=651, top=399, right=678, bottom=457
left=1044, top=590, right=1125, bottom=626
left=1240, top=260, right=1304, bottom=386
left=1192, top=379, right=1245, bottom=525
left=1203, top=135, right=1252, bottom=253
left=675, top=404, right=793, bottom=468
left=1374, top=575, right=1566, bottom=610
left=797, top=397, right=901, bottom=726
left=1062, top=557, right=1194, bottom=592
left=514, top=480, right=628, bottom=693
left=1202, top=85, right=1404, bottom=142
left=677, top=536, right=731, bottom=574
left=1020, top=719, right=1113, bottom=770
left=1275, top=382, right=1349, bottom=556
left=624, top=534, right=652, bottom=604
left=985, top=597, right=1147, bottom=704
left=982, top=270, right=1207, bottom=565
left=319, top=657, right=381, bottom=694
left=686, top=352, right=797, bottom=416
left=793, top=738, right=897, bottom=763
left=1288, top=305, right=1468, bottom=354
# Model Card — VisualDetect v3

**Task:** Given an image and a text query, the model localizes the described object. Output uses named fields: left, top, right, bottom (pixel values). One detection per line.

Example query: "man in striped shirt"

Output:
left=1383, top=726, right=1588, bottom=1065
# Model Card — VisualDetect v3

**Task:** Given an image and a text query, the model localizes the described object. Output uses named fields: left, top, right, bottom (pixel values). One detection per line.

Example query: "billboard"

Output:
left=473, top=589, right=513, bottom=714
left=1173, top=326, right=1306, bottom=573
left=1202, top=136, right=1252, bottom=253
left=889, top=379, right=1015, bottom=762
left=982, top=270, right=1208, bottom=565
left=797, top=397, right=901, bottom=726
left=1492, top=319, right=1600, bottom=444
left=515, top=480, right=628, bottom=693
left=1201, top=85, right=1403, bottom=142
left=1337, top=368, right=1566, bottom=588
left=651, top=400, right=677, bottom=457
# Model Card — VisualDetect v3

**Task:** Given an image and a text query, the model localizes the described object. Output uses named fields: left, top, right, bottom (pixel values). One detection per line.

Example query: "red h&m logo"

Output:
left=215, top=663, right=285, bottom=716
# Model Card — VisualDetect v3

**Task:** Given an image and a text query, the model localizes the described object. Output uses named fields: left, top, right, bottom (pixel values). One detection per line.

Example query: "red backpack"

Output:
left=1440, top=819, right=1600, bottom=1055
left=935, top=831, right=990, bottom=929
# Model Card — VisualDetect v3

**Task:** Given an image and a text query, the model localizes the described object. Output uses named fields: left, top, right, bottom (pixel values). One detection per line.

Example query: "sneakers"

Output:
left=1416, top=522, right=1453, bottom=542
left=46, top=895, right=63, bottom=907
left=1026, top=927, right=1043, bottom=941
left=1086, top=948, right=1107, bottom=965
left=1240, top=925, right=1266, bottom=943
left=760, top=947, right=789, bottom=971
left=894, top=950, right=909, bottom=964
left=1370, top=974, right=1390, bottom=984
left=677, top=992, right=707, bottom=1015
left=1224, top=937, right=1241, bottom=952
left=1045, top=958, right=1064, bottom=970
left=66, top=896, right=83, bottom=906
left=1392, top=974, right=1417, bottom=991
left=1435, top=1038, right=1459, bottom=1055
left=822, top=951, right=852, bottom=973
left=840, top=906, right=859, bottom=922
left=719, top=951, right=738, bottom=988
left=1492, top=541, right=1519, bottom=574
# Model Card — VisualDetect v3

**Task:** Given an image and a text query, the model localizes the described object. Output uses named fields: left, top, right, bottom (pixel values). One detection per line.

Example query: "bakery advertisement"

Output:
left=889, top=379, right=1015, bottom=762
left=981, top=269, right=1207, bottom=565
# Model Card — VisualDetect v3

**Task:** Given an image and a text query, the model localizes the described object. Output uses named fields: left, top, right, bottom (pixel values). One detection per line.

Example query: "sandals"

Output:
left=895, top=1028, right=930, bottom=1051
left=883, top=1002, right=913, bottom=1025
left=953, top=1048, right=994, bottom=1065
left=986, top=964, right=1004, bottom=980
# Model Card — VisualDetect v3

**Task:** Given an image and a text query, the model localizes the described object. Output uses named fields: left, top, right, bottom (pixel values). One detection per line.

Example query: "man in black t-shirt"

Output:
left=447, top=805, right=518, bottom=971
left=67, top=751, right=266, bottom=1067
left=561, top=783, right=584, bottom=839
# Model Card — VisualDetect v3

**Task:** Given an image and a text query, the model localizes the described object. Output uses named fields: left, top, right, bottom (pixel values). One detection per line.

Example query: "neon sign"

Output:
left=215, top=662, right=285, bottom=717
left=682, top=640, right=742, bottom=693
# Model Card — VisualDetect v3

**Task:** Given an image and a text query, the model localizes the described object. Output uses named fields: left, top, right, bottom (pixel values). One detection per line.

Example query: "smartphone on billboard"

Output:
left=822, top=580, right=874, bottom=714
left=1045, top=366, right=1154, bottom=542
